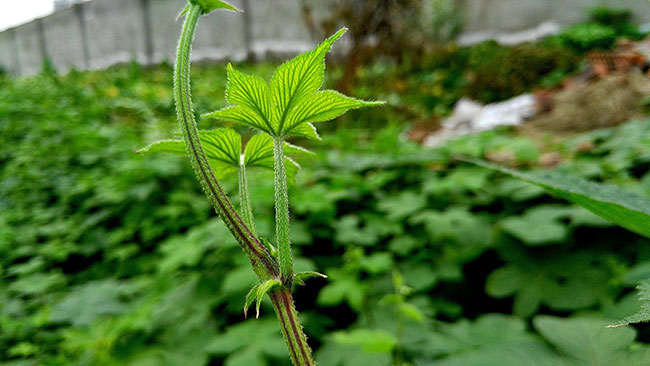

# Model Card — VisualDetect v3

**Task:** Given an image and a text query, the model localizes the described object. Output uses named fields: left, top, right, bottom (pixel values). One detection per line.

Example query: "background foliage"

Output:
left=2, top=20, right=650, bottom=365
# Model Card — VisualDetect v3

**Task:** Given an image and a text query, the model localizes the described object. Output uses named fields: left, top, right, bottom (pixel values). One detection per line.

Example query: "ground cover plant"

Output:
left=3, top=5, right=650, bottom=366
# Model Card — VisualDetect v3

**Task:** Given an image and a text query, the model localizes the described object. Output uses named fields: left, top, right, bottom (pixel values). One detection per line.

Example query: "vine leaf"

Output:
left=203, top=28, right=384, bottom=140
left=468, top=159, right=650, bottom=238
left=244, top=279, right=282, bottom=318
left=137, top=129, right=311, bottom=181
left=294, top=271, right=327, bottom=286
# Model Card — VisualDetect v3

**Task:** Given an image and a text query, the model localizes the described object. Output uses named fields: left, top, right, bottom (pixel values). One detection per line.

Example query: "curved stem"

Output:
left=238, top=164, right=256, bottom=235
left=273, top=136, right=293, bottom=285
left=174, top=4, right=276, bottom=279
left=174, top=5, right=315, bottom=366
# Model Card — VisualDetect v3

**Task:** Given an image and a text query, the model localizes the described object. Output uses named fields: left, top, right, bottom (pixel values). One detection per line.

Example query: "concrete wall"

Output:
left=0, top=30, right=18, bottom=73
left=461, top=0, right=650, bottom=32
left=2, top=0, right=650, bottom=76
left=14, top=20, right=44, bottom=75
left=42, top=6, right=87, bottom=72
left=84, top=0, right=149, bottom=69
left=0, top=0, right=319, bottom=76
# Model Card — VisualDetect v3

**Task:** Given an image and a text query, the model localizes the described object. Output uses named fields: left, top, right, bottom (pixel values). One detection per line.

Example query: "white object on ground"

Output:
left=424, top=94, right=537, bottom=147
left=458, top=21, right=561, bottom=46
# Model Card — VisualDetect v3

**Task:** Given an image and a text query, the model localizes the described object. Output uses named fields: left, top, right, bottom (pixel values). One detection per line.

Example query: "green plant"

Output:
left=4, top=19, right=650, bottom=364
left=557, top=23, right=618, bottom=52
left=590, top=6, right=644, bottom=40
left=144, top=2, right=382, bottom=365
left=467, top=155, right=650, bottom=329
left=465, top=41, right=579, bottom=103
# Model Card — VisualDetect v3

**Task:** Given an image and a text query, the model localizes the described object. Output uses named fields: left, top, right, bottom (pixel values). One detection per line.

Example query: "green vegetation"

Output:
left=162, top=4, right=383, bottom=364
left=2, top=56, right=650, bottom=364
left=3, top=4, right=650, bottom=363
left=551, top=5, right=646, bottom=53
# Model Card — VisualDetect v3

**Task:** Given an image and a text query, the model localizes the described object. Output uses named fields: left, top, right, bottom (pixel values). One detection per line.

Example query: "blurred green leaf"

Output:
left=470, top=159, right=650, bottom=238
left=534, top=316, right=642, bottom=365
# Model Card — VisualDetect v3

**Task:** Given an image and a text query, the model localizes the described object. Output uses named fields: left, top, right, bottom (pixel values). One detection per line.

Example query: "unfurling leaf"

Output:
left=244, top=284, right=260, bottom=318
left=259, top=237, right=278, bottom=258
left=244, top=279, right=282, bottom=318
left=294, top=271, right=328, bottom=286
left=204, top=28, right=384, bottom=140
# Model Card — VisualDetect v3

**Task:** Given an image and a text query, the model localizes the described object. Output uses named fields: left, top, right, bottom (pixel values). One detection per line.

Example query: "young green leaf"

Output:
left=244, top=283, right=261, bottom=318
left=259, top=237, right=278, bottom=258
left=137, top=128, right=240, bottom=178
left=270, top=28, right=346, bottom=130
left=203, top=105, right=272, bottom=135
left=244, top=133, right=313, bottom=169
left=283, top=91, right=383, bottom=136
left=189, top=0, right=239, bottom=14
left=468, top=159, right=650, bottom=238
left=255, top=279, right=282, bottom=318
left=204, top=28, right=384, bottom=139
left=138, top=129, right=310, bottom=181
left=294, top=271, right=328, bottom=286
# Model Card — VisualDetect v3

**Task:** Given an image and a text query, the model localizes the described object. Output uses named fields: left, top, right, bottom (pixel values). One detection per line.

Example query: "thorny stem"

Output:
left=273, top=136, right=293, bottom=285
left=175, top=4, right=314, bottom=366
left=238, top=163, right=256, bottom=235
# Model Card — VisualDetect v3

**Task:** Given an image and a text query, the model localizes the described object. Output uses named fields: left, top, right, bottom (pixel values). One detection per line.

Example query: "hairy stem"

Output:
left=273, top=136, right=293, bottom=284
left=238, top=164, right=256, bottom=235
left=174, top=4, right=276, bottom=279
left=175, top=5, right=315, bottom=366
left=270, top=288, right=316, bottom=366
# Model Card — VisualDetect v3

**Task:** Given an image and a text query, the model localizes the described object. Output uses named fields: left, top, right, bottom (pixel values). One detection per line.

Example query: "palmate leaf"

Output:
left=270, top=28, right=347, bottom=130
left=137, top=128, right=240, bottom=178
left=138, top=129, right=310, bottom=181
left=469, top=159, right=650, bottom=238
left=203, top=28, right=383, bottom=139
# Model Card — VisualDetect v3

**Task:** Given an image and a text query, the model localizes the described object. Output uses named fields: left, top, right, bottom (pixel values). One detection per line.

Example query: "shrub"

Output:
left=464, top=41, right=580, bottom=103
